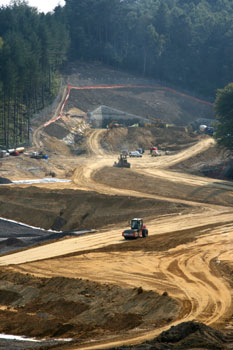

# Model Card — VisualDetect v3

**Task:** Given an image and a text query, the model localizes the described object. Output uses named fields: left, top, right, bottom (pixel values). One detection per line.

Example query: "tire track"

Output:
left=3, top=130, right=233, bottom=349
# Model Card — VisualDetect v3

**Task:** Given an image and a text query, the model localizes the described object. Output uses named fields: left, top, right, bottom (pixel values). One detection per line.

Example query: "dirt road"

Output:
left=1, top=128, right=233, bottom=349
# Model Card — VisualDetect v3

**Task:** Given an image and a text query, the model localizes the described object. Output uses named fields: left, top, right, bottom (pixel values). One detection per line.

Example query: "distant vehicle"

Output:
left=122, top=218, right=148, bottom=239
left=16, top=147, right=24, bottom=153
left=150, top=146, right=158, bottom=154
left=10, top=151, right=20, bottom=156
left=199, top=124, right=215, bottom=136
left=30, top=151, right=48, bottom=160
left=8, top=149, right=20, bottom=156
left=151, top=150, right=161, bottom=157
left=136, top=148, right=144, bottom=154
left=0, top=150, right=9, bottom=158
left=129, top=151, right=142, bottom=157
left=107, top=121, right=123, bottom=129
left=113, top=154, right=131, bottom=168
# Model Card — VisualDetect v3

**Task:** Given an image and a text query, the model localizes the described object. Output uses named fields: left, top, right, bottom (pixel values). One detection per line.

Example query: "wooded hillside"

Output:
left=0, top=2, right=69, bottom=148
left=1, top=0, right=233, bottom=148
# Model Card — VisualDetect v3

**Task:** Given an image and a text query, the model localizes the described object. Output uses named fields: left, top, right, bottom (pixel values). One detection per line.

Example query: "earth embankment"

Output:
left=0, top=62, right=233, bottom=350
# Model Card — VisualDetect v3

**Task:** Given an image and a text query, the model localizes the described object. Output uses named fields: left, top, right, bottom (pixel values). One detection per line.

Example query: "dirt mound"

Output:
left=42, top=115, right=91, bottom=156
left=44, top=121, right=69, bottom=140
left=94, top=165, right=233, bottom=207
left=0, top=186, right=188, bottom=231
left=200, top=160, right=233, bottom=180
left=170, top=144, right=233, bottom=181
left=101, top=126, right=199, bottom=153
left=0, top=269, right=179, bottom=341
left=156, top=321, right=224, bottom=344
left=108, top=321, right=227, bottom=349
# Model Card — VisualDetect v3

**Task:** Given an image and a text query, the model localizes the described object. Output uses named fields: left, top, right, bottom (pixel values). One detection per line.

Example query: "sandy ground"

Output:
left=1, top=132, right=233, bottom=350
left=1, top=63, right=233, bottom=350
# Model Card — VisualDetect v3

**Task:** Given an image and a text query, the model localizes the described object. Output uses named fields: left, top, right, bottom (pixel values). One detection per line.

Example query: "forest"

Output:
left=1, top=0, right=233, bottom=148
left=0, top=1, right=69, bottom=148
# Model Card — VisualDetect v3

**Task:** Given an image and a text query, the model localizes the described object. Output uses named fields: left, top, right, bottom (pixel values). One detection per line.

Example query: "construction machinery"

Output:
left=122, top=218, right=148, bottom=239
left=30, top=151, right=48, bottom=160
left=151, top=149, right=161, bottom=156
left=107, top=121, right=123, bottom=129
left=113, top=153, right=131, bottom=168
left=144, top=119, right=165, bottom=128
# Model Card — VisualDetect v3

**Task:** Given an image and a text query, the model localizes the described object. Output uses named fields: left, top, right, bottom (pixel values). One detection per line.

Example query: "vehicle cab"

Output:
left=131, top=218, right=143, bottom=230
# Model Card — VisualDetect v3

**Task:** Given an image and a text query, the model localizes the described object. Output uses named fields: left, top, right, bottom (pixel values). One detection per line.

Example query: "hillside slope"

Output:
left=1, top=63, right=233, bottom=350
left=63, top=62, right=214, bottom=125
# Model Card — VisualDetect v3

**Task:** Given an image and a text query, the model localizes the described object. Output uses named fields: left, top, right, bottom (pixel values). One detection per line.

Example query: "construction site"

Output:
left=1, top=62, right=233, bottom=350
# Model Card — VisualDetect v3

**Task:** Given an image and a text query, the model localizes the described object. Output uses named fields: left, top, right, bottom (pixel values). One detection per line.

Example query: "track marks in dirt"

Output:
left=32, top=85, right=68, bottom=148
left=3, top=129, right=233, bottom=349
left=11, top=229, right=233, bottom=347
left=86, top=129, right=108, bottom=156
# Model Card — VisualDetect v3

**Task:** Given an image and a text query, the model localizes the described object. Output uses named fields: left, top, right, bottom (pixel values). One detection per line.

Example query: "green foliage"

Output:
left=64, top=0, right=233, bottom=98
left=0, top=1, right=69, bottom=148
left=214, top=83, right=233, bottom=150
left=2, top=0, right=233, bottom=147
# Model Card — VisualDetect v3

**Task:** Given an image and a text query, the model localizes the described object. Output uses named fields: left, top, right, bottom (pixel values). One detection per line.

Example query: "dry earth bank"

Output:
left=0, top=186, right=188, bottom=232
left=0, top=62, right=232, bottom=350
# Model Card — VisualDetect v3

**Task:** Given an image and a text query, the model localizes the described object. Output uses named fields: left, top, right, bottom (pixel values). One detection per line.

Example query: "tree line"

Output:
left=0, top=1, right=69, bottom=148
left=64, top=0, right=233, bottom=151
left=64, top=0, right=233, bottom=99
left=1, top=0, right=233, bottom=149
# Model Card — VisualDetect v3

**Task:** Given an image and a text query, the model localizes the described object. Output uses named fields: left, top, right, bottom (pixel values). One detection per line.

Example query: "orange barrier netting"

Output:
left=43, top=84, right=213, bottom=127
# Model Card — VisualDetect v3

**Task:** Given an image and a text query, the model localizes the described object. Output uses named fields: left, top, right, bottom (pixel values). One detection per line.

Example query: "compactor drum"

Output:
left=122, top=218, right=148, bottom=239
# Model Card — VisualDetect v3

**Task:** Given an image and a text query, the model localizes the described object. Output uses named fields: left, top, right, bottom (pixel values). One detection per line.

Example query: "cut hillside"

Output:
left=65, top=87, right=213, bottom=126
left=100, top=126, right=199, bottom=153
left=94, top=165, right=233, bottom=207
left=171, top=144, right=233, bottom=180
left=63, top=62, right=214, bottom=126
left=0, top=186, right=189, bottom=232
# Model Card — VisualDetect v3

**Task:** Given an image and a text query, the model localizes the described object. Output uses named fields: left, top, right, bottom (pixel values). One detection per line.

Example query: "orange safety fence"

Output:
left=43, top=84, right=213, bottom=127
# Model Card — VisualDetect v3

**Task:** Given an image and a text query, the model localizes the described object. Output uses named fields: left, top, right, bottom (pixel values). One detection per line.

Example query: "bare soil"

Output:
left=0, top=185, right=187, bottom=232
left=100, top=125, right=199, bottom=153
left=63, top=61, right=214, bottom=125
left=1, top=62, right=233, bottom=350
left=0, top=269, right=179, bottom=340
